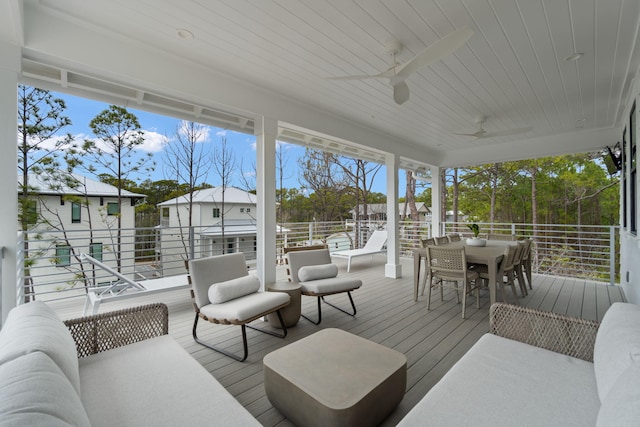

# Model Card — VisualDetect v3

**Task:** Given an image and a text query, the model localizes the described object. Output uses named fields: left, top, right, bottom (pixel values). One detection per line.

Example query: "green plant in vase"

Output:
left=467, top=223, right=480, bottom=238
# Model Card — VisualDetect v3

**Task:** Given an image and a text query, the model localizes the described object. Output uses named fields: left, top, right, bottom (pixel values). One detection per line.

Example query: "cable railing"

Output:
left=21, top=220, right=619, bottom=304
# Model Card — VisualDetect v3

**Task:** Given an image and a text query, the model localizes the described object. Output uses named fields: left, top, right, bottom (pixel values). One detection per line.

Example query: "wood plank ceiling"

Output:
left=10, top=0, right=640, bottom=168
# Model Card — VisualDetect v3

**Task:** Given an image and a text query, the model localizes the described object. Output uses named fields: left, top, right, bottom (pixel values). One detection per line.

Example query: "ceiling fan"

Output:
left=454, top=116, right=532, bottom=139
left=329, top=27, right=473, bottom=105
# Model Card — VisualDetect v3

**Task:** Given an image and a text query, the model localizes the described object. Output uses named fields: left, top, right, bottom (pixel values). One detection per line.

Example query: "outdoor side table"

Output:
left=266, top=282, right=301, bottom=328
left=263, top=328, right=407, bottom=427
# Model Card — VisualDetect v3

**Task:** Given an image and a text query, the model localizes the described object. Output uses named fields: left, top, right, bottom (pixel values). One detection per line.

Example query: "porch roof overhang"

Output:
left=4, top=0, right=638, bottom=169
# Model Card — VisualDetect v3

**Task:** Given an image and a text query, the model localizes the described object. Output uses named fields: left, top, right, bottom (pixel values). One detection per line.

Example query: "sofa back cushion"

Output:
left=0, top=351, right=91, bottom=426
left=593, top=302, right=640, bottom=401
left=0, top=301, right=81, bottom=395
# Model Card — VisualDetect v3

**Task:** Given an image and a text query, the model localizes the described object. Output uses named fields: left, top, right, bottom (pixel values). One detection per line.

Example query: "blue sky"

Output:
left=51, top=91, right=404, bottom=195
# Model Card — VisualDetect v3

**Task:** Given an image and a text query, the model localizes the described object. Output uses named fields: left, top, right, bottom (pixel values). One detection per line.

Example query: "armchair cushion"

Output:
left=300, top=277, right=362, bottom=295
left=208, top=275, right=260, bottom=304
left=593, top=302, right=640, bottom=401
left=298, top=264, right=338, bottom=282
left=200, top=292, right=290, bottom=323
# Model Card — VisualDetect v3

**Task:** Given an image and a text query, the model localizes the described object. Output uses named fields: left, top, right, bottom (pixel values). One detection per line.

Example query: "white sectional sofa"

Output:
left=0, top=301, right=260, bottom=427
left=399, top=301, right=640, bottom=427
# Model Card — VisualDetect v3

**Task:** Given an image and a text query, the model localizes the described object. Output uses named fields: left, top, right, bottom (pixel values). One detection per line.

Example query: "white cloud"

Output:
left=140, top=130, right=167, bottom=153
left=176, top=120, right=211, bottom=143
left=216, top=129, right=227, bottom=137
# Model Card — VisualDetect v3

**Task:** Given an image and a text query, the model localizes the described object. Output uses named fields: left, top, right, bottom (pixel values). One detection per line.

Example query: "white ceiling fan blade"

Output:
left=396, top=27, right=473, bottom=78
left=453, top=131, right=483, bottom=138
left=327, top=72, right=387, bottom=80
left=393, top=81, right=410, bottom=105
left=482, top=127, right=532, bottom=138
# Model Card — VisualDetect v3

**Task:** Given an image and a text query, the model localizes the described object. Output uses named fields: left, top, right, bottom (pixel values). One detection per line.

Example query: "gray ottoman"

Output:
left=263, top=328, right=406, bottom=427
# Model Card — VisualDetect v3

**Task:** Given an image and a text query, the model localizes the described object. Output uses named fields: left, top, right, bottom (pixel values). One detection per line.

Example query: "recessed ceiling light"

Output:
left=564, top=52, right=583, bottom=61
left=177, top=28, right=194, bottom=40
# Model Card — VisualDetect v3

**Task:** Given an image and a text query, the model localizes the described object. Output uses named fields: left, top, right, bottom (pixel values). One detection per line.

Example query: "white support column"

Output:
left=385, top=154, right=401, bottom=278
left=255, top=116, right=277, bottom=288
left=0, top=42, right=19, bottom=325
left=430, top=165, right=442, bottom=237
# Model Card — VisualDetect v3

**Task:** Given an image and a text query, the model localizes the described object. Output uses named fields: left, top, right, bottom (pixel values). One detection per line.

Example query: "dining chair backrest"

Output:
left=434, top=236, right=450, bottom=245
left=488, top=233, right=517, bottom=241
left=447, top=234, right=461, bottom=242
left=501, top=244, right=519, bottom=272
left=421, top=238, right=435, bottom=248
left=513, top=242, right=526, bottom=266
left=520, top=238, right=532, bottom=261
left=426, top=246, right=468, bottom=280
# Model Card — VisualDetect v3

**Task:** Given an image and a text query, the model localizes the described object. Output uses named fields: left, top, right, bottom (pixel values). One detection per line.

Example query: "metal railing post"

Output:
left=610, top=226, right=616, bottom=286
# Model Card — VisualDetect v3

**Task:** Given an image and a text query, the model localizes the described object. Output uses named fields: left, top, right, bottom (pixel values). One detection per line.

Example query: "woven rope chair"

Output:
left=434, top=236, right=450, bottom=245
left=187, top=253, right=290, bottom=361
left=285, top=247, right=362, bottom=325
left=426, top=246, right=480, bottom=319
left=447, top=234, right=461, bottom=242
left=474, top=245, right=520, bottom=305
left=519, top=238, right=534, bottom=290
left=513, top=241, right=529, bottom=296
left=420, top=237, right=435, bottom=248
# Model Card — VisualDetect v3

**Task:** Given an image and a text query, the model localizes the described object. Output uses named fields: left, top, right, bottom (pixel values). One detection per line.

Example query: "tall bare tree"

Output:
left=164, top=121, right=209, bottom=228
left=212, top=136, right=236, bottom=246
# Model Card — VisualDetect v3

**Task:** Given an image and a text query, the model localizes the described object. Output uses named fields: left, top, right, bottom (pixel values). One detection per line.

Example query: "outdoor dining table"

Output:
left=413, top=239, right=518, bottom=305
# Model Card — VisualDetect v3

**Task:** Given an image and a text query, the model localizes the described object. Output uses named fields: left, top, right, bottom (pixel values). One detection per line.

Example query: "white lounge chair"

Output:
left=79, top=253, right=189, bottom=315
left=330, top=230, right=388, bottom=272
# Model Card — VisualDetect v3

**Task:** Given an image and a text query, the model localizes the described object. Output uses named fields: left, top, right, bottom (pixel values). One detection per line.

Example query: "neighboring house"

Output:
left=19, top=172, right=145, bottom=299
left=157, top=186, right=259, bottom=273
left=350, top=203, right=431, bottom=222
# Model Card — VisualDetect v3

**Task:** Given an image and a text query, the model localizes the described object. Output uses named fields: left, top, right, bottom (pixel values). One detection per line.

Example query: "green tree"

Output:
left=84, top=105, right=154, bottom=271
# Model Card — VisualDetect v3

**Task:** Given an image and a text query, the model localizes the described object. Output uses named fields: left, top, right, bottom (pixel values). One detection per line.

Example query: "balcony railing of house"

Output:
left=18, top=220, right=619, bottom=304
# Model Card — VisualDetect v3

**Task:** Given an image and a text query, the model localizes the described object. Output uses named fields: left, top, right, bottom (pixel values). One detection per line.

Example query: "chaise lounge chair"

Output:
left=330, top=230, right=388, bottom=272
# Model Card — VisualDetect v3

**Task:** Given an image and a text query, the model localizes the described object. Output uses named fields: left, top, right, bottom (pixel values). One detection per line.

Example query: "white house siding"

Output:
left=619, top=76, right=640, bottom=304
left=25, top=193, right=141, bottom=301
left=157, top=187, right=259, bottom=273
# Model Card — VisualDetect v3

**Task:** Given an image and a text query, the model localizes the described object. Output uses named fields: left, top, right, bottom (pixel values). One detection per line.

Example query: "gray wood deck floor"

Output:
left=49, top=255, right=626, bottom=426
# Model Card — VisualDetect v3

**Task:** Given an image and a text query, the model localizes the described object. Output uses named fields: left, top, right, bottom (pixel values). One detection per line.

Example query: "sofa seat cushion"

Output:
left=300, top=277, right=362, bottom=295
left=0, top=351, right=91, bottom=427
left=0, top=300, right=81, bottom=395
left=199, top=291, right=289, bottom=322
left=398, top=333, right=599, bottom=427
left=79, top=335, right=260, bottom=427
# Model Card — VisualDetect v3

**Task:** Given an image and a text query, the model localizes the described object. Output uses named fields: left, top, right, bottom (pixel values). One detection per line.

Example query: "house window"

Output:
left=107, top=202, right=119, bottom=216
left=55, top=245, right=71, bottom=267
left=71, top=202, right=81, bottom=223
left=246, top=208, right=251, bottom=213
left=162, top=207, right=170, bottom=219
left=240, top=208, right=245, bottom=213
left=631, top=102, right=637, bottom=235
left=213, top=208, right=220, bottom=218
left=89, top=242, right=103, bottom=262
left=623, top=131, right=628, bottom=229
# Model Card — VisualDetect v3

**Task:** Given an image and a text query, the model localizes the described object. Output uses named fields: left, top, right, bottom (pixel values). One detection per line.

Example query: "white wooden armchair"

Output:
left=188, top=253, right=290, bottom=361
